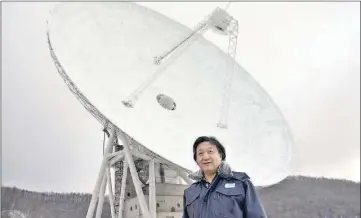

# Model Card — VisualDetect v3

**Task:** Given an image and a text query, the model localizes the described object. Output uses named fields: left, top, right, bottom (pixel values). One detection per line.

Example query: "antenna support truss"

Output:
left=122, top=7, right=239, bottom=129
left=86, top=127, right=193, bottom=218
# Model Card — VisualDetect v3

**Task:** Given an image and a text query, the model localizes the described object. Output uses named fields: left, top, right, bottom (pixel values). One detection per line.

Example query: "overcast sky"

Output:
left=2, top=2, right=360, bottom=193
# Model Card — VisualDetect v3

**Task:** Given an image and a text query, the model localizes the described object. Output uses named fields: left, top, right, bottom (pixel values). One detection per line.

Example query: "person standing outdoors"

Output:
left=182, top=136, right=267, bottom=218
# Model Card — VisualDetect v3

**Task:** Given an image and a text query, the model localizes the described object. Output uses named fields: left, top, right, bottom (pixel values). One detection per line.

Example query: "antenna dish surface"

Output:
left=47, top=2, right=293, bottom=187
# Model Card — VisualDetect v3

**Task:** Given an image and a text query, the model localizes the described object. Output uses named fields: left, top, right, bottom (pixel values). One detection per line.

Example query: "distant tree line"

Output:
left=1, top=176, right=360, bottom=218
left=1, top=186, right=111, bottom=218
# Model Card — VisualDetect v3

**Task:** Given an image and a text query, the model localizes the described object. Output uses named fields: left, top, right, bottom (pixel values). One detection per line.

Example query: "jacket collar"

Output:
left=188, top=161, right=233, bottom=182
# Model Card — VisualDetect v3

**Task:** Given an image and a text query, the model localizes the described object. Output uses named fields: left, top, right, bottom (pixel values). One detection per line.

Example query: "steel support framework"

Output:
left=113, top=144, right=123, bottom=216
left=85, top=126, right=192, bottom=218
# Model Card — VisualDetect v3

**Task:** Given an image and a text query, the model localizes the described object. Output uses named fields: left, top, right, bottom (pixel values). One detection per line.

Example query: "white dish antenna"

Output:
left=46, top=2, right=293, bottom=189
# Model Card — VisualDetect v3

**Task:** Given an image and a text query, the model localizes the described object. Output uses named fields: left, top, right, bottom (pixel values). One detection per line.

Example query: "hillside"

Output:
left=1, top=176, right=360, bottom=218
left=259, top=176, right=360, bottom=218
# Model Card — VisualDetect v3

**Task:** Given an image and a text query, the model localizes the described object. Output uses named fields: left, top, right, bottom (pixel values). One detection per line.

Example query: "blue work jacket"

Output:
left=182, top=171, right=266, bottom=218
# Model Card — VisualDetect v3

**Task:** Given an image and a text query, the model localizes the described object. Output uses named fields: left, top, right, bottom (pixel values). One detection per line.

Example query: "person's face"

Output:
left=196, top=141, right=222, bottom=175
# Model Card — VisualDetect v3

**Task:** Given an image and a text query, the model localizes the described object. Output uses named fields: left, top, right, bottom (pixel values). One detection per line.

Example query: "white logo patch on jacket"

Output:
left=225, top=183, right=235, bottom=188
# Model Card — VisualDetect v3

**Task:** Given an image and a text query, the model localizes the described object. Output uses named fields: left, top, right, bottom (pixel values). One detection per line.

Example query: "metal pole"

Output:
left=95, top=172, right=107, bottom=218
left=107, top=168, right=116, bottom=218
left=159, top=163, right=165, bottom=183
left=118, top=132, right=152, bottom=218
left=117, top=161, right=129, bottom=218
left=217, top=19, right=238, bottom=129
left=177, top=171, right=194, bottom=185
left=132, top=150, right=151, bottom=161
left=114, top=145, right=124, bottom=216
left=86, top=129, right=116, bottom=218
left=149, top=159, right=156, bottom=218
left=108, top=150, right=124, bottom=159
left=132, top=150, right=193, bottom=184
left=109, top=153, right=125, bottom=166
left=122, top=22, right=210, bottom=108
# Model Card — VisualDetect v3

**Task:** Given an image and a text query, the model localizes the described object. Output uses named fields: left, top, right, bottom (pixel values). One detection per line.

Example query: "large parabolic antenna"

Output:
left=47, top=2, right=293, bottom=218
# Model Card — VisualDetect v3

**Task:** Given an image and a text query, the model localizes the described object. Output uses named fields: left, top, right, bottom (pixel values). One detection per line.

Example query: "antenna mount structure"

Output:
left=47, top=2, right=294, bottom=218
left=85, top=126, right=193, bottom=218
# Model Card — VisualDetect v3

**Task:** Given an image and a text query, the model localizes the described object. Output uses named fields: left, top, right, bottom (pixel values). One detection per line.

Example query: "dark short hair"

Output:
left=192, top=136, right=226, bottom=161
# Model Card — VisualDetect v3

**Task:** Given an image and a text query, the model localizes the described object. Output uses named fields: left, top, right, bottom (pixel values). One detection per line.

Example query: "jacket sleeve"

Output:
left=182, top=194, right=189, bottom=218
left=243, top=179, right=267, bottom=218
